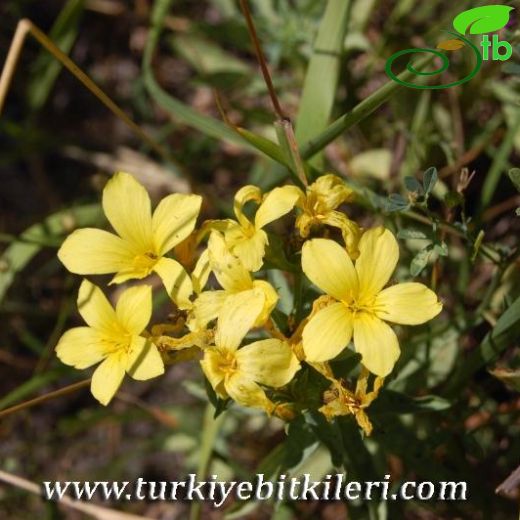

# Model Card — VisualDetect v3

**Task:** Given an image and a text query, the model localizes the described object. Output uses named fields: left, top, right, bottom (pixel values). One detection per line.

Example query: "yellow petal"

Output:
left=353, top=312, right=400, bottom=377
left=102, top=172, right=153, bottom=250
left=197, top=218, right=237, bottom=239
left=58, top=228, right=137, bottom=276
left=254, top=185, right=302, bottom=229
left=236, top=338, right=300, bottom=387
left=192, top=248, right=210, bottom=294
left=301, top=239, right=358, bottom=301
left=200, top=349, right=228, bottom=398
left=355, top=227, right=399, bottom=300
left=295, top=212, right=314, bottom=238
left=126, top=336, right=164, bottom=380
left=233, top=185, right=262, bottom=228
left=309, top=174, right=353, bottom=212
left=55, top=327, right=107, bottom=369
left=252, top=280, right=278, bottom=326
left=227, top=227, right=268, bottom=272
left=77, top=280, right=118, bottom=334
left=208, top=232, right=252, bottom=292
left=189, top=289, right=228, bottom=330
left=152, top=193, right=202, bottom=256
left=302, top=302, right=353, bottom=361
left=215, top=289, right=265, bottom=351
left=153, top=257, right=193, bottom=309
left=110, top=264, right=153, bottom=284
left=91, top=352, right=126, bottom=405
left=375, top=282, right=442, bottom=325
left=320, top=211, right=362, bottom=258
left=115, top=285, right=152, bottom=335
left=225, top=371, right=273, bottom=411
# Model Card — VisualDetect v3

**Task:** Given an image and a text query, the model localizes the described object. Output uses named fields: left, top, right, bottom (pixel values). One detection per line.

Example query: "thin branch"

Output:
left=0, top=19, right=170, bottom=162
left=0, top=378, right=91, bottom=419
left=239, top=0, right=286, bottom=120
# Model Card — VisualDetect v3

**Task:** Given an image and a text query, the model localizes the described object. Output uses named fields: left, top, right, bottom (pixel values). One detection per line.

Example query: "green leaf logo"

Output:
left=453, top=5, right=514, bottom=35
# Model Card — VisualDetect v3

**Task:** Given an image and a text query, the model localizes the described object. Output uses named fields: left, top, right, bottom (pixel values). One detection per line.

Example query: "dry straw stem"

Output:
left=0, top=19, right=170, bottom=162
left=0, top=469, right=149, bottom=520
left=0, top=378, right=91, bottom=419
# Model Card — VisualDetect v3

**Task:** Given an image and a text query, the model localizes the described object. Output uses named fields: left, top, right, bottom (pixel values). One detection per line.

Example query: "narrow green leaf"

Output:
left=274, top=120, right=308, bottom=187
left=27, top=0, right=85, bottom=110
left=509, top=168, right=520, bottom=192
left=235, top=126, right=289, bottom=168
left=446, top=293, right=520, bottom=397
left=295, top=0, right=351, bottom=168
left=144, top=0, right=247, bottom=146
left=300, top=54, right=435, bottom=160
left=471, top=230, right=485, bottom=262
left=303, top=412, right=346, bottom=468
left=370, top=390, right=451, bottom=415
left=189, top=403, right=225, bottom=520
left=410, top=245, right=433, bottom=276
left=0, top=204, right=102, bottom=303
left=397, top=228, right=429, bottom=240
left=0, top=370, right=64, bottom=410
left=490, top=367, right=520, bottom=393
left=170, top=33, right=249, bottom=76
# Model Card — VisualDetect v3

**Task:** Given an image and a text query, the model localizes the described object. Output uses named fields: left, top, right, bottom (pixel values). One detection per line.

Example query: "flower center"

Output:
left=216, top=350, right=238, bottom=375
left=241, top=222, right=256, bottom=238
left=133, top=251, right=159, bottom=273
left=343, top=297, right=375, bottom=315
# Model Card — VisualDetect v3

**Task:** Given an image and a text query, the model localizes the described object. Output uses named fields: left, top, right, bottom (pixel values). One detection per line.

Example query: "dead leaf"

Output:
left=490, top=367, right=520, bottom=392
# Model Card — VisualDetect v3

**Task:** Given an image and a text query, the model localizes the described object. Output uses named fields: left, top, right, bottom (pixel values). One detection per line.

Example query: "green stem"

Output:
left=189, top=404, right=225, bottom=520
left=300, top=55, right=435, bottom=160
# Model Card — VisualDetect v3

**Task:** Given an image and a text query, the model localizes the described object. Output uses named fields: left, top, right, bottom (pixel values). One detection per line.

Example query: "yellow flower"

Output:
left=188, top=231, right=278, bottom=331
left=301, top=227, right=442, bottom=376
left=295, top=174, right=361, bottom=258
left=58, top=172, right=202, bottom=309
left=223, top=184, right=301, bottom=271
left=55, top=280, right=164, bottom=405
left=200, top=290, right=300, bottom=413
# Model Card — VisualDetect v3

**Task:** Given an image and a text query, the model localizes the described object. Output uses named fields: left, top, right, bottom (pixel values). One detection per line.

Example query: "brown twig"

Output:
left=239, top=0, right=286, bottom=120
left=0, top=19, right=170, bottom=162
left=0, top=378, right=91, bottom=419
left=482, top=195, right=520, bottom=223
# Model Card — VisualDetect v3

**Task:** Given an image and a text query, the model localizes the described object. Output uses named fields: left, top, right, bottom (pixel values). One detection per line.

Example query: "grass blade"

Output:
left=144, top=0, right=248, bottom=147
left=300, top=55, right=434, bottom=160
left=445, top=293, right=520, bottom=397
left=295, top=0, right=351, bottom=168
left=0, top=204, right=102, bottom=303
left=27, top=0, right=85, bottom=110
